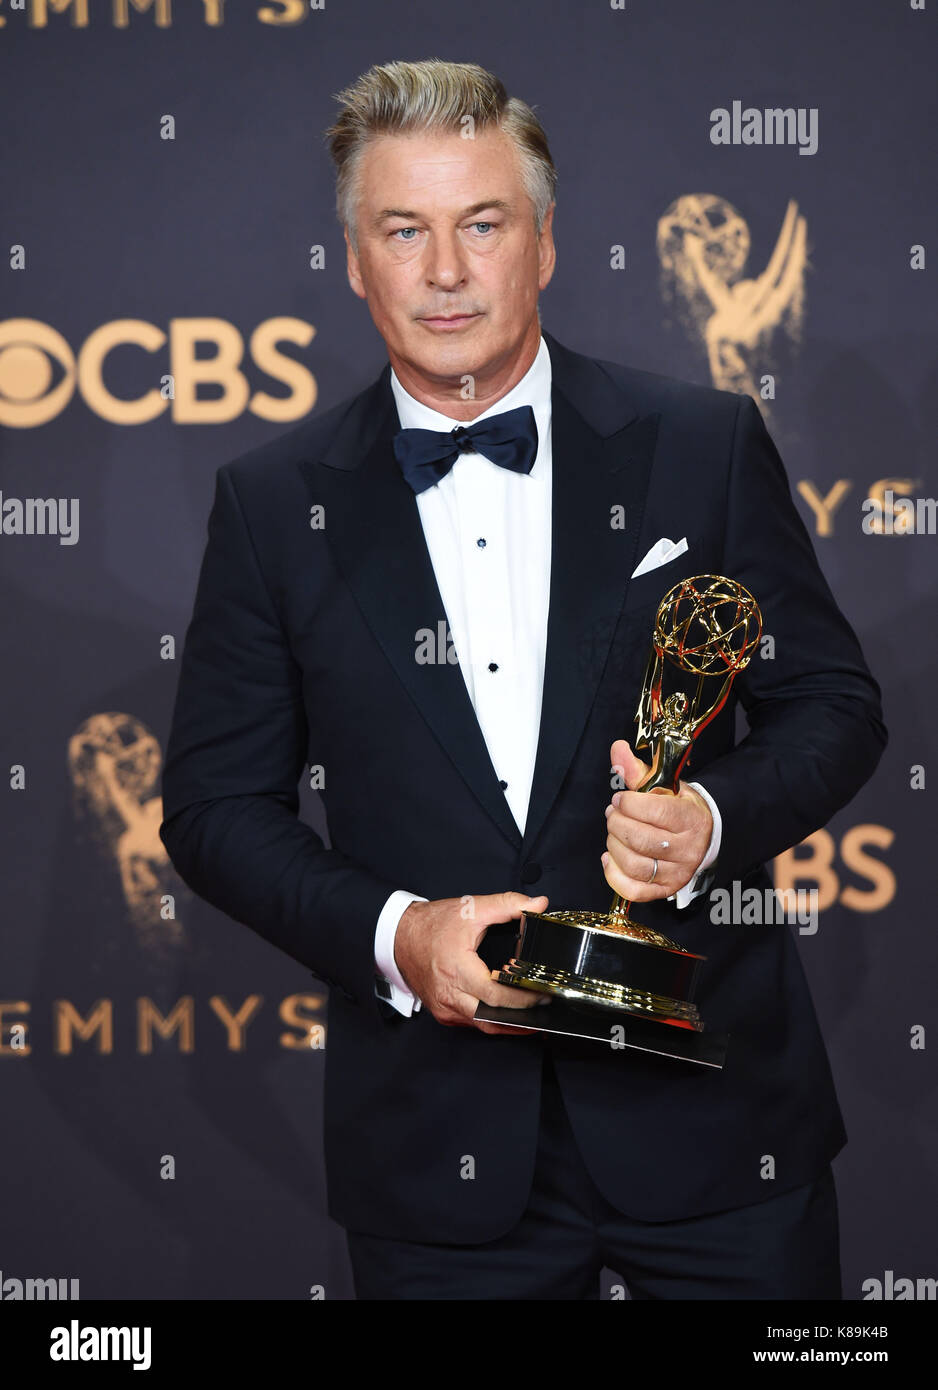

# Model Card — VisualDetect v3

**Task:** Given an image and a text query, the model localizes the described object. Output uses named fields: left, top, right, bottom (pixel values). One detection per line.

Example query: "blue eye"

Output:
left=394, top=227, right=418, bottom=240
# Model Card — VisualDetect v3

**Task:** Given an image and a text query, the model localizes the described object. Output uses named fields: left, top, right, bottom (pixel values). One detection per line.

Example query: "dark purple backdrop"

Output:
left=1, top=0, right=935, bottom=1301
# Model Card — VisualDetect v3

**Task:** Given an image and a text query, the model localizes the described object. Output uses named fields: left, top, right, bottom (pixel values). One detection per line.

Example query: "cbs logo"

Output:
left=774, top=824, right=895, bottom=912
left=0, top=317, right=317, bottom=427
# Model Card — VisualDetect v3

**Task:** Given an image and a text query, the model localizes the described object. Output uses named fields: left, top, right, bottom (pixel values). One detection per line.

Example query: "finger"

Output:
left=612, top=787, right=695, bottom=832
left=604, top=829, right=666, bottom=885
left=430, top=992, right=480, bottom=1027
left=605, top=802, right=686, bottom=858
left=460, top=956, right=547, bottom=1011
left=437, top=985, right=542, bottom=1034
left=610, top=739, right=649, bottom=791
left=467, top=892, right=549, bottom=929
left=482, top=980, right=550, bottom=1010
left=601, top=849, right=672, bottom=903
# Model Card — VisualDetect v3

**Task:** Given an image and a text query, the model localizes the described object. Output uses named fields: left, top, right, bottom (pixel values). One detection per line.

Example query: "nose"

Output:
left=424, top=226, right=468, bottom=291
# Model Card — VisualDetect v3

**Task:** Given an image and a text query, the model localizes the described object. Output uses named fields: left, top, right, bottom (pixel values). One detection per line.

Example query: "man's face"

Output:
left=345, top=126, right=555, bottom=395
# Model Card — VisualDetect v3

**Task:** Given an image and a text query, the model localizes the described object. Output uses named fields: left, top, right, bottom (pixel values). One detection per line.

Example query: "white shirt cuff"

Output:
left=669, top=781, right=721, bottom=909
left=374, top=889, right=428, bottom=1016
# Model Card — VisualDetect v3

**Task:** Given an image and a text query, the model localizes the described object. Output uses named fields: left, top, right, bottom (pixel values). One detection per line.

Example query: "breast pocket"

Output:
left=626, top=533, right=705, bottom=617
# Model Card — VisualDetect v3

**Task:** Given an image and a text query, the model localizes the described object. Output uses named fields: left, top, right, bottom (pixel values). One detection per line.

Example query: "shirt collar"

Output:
left=389, top=333, right=551, bottom=431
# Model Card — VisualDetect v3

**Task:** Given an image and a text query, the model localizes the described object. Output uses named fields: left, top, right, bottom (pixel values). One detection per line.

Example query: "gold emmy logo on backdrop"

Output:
left=656, top=195, right=807, bottom=407
left=485, top=576, right=762, bottom=1066
left=67, top=713, right=187, bottom=956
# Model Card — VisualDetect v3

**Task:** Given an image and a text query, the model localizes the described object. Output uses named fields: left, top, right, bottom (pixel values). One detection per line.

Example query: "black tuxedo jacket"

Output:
left=160, top=330, right=887, bottom=1243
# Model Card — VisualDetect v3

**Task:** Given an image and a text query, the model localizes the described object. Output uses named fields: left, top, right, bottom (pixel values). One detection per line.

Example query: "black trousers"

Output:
left=346, top=1049, right=842, bottom=1300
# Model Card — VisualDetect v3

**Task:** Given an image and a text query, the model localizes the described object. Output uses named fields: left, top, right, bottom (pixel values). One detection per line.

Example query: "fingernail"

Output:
left=611, top=792, right=621, bottom=808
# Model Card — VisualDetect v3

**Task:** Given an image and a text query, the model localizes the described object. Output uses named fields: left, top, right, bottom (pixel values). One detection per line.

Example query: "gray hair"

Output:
left=324, top=58, right=557, bottom=252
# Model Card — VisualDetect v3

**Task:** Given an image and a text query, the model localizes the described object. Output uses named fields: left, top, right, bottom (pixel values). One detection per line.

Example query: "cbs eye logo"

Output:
left=0, top=316, right=318, bottom=428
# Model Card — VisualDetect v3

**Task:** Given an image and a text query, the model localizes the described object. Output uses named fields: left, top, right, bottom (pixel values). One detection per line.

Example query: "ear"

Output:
left=537, top=203, right=557, bottom=291
left=345, top=225, right=366, bottom=300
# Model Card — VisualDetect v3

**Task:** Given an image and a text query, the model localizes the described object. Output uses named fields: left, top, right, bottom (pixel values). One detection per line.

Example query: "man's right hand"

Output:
left=394, top=891, right=551, bottom=1035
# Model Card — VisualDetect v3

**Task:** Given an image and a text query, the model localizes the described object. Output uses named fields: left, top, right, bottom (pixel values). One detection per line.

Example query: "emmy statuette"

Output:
left=476, top=574, right=762, bottom=1068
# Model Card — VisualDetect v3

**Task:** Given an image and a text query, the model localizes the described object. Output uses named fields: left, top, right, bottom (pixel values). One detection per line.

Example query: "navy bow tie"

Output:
left=393, top=404, right=538, bottom=495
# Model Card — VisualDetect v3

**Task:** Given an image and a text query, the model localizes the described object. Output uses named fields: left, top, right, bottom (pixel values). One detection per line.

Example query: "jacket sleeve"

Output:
left=159, top=463, right=401, bottom=1013
left=692, top=392, right=888, bottom=889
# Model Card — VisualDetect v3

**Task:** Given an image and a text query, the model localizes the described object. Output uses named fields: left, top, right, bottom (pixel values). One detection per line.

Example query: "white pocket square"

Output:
left=631, top=536, right=688, bottom=579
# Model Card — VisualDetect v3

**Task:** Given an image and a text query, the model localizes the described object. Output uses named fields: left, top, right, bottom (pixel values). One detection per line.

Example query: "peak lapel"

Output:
left=520, top=333, right=660, bottom=858
left=298, top=368, right=523, bottom=851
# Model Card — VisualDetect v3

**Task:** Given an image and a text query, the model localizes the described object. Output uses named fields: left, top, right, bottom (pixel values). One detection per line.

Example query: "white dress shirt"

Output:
left=373, top=335, right=721, bottom=1015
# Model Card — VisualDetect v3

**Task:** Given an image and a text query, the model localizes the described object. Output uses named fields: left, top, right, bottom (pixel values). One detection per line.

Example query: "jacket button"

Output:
left=521, top=862, right=542, bottom=884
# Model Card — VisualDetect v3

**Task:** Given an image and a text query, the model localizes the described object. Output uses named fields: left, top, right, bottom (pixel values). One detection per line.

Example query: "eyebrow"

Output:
left=370, top=198, right=514, bottom=229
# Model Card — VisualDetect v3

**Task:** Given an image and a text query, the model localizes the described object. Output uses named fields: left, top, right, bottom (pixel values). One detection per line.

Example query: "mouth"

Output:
left=418, top=312, right=482, bottom=330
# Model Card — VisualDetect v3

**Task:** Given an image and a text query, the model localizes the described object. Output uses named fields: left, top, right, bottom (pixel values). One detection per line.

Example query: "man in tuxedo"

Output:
left=159, top=59, right=887, bottom=1299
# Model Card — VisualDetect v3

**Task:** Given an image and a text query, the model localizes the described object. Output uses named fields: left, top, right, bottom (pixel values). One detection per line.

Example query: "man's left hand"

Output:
left=602, top=738, right=713, bottom=903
